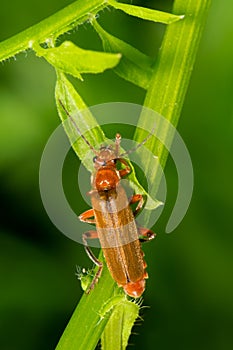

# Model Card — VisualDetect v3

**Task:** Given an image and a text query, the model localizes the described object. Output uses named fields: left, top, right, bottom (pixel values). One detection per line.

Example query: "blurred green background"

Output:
left=0, top=1, right=233, bottom=349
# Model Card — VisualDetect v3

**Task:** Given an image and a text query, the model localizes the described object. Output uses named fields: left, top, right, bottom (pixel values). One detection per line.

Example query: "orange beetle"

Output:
left=60, top=100, right=155, bottom=297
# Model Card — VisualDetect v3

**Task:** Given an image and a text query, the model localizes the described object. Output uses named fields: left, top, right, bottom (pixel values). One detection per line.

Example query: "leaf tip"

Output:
left=168, top=13, right=186, bottom=24
left=145, top=198, right=164, bottom=210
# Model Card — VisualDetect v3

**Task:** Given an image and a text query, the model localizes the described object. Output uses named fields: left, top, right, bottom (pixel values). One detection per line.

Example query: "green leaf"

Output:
left=108, top=0, right=184, bottom=24
left=127, top=165, right=162, bottom=210
left=35, top=41, right=121, bottom=80
left=92, top=20, right=153, bottom=89
left=101, top=299, right=140, bottom=350
left=55, top=71, right=106, bottom=170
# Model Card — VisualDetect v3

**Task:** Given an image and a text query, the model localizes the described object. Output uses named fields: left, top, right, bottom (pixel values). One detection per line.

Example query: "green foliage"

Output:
left=35, top=41, right=121, bottom=80
left=92, top=19, right=153, bottom=89
left=101, top=299, right=140, bottom=350
left=0, top=0, right=107, bottom=61
left=55, top=71, right=106, bottom=171
left=0, top=0, right=181, bottom=62
left=0, top=0, right=212, bottom=350
left=108, top=0, right=183, bottom=24
left=55, top=253, right=117, bottom=350
left=135, top=0, right=212, bottom=199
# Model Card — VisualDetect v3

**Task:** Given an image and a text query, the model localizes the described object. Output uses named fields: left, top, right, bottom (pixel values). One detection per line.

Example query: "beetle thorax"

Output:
left=93, top=167, right=120, bottom=192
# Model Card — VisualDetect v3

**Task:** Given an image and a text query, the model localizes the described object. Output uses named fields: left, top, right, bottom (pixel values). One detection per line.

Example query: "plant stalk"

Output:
left=0, top=0, right=106, bottom=61
left=55, top=254, right=117, bottom=350
left=134, top=0, right=212, bottom=195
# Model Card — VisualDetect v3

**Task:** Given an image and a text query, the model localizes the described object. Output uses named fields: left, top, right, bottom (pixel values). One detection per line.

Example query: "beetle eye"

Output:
left=93, top=156, right=97, bottom=163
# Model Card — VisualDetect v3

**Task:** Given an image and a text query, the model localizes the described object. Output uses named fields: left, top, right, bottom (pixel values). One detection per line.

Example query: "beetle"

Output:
left=59, top=100, right=155, bottom=298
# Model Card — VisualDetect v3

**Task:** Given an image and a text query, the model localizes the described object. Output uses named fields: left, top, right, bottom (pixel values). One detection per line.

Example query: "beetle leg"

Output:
left=87, top=189, right=98, bottom=196
left=138, top=227, right=156, bottom=242
left=129, top=194, right=144, bottom=216
left=82, top=231, right=103, bottom=293
left=117, top=158, right=131, bottom=178
left=79, top=209, right=96, bottom=224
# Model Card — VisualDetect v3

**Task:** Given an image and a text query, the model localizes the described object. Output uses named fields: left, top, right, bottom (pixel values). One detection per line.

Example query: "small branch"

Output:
left=0, top=0, right=106, bottom=61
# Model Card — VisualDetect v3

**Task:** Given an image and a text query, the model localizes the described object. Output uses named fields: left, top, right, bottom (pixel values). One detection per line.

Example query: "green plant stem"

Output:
left=0, top=0, right=106, bottom=61
left=135, top=0, right=212, bottom=195
left=55, top=253, right=117, bottom=350
left=55, top=1, right=212, bottom=349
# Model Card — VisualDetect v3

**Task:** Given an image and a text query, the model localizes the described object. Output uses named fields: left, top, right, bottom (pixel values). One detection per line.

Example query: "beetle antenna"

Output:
left=58, top=99, right=98, bottom=154
left=119, top=124, right=156, bottom=157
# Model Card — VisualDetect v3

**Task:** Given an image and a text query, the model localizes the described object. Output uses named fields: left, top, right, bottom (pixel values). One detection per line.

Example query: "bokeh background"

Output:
left=0, top=1, right=233, bottom=349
